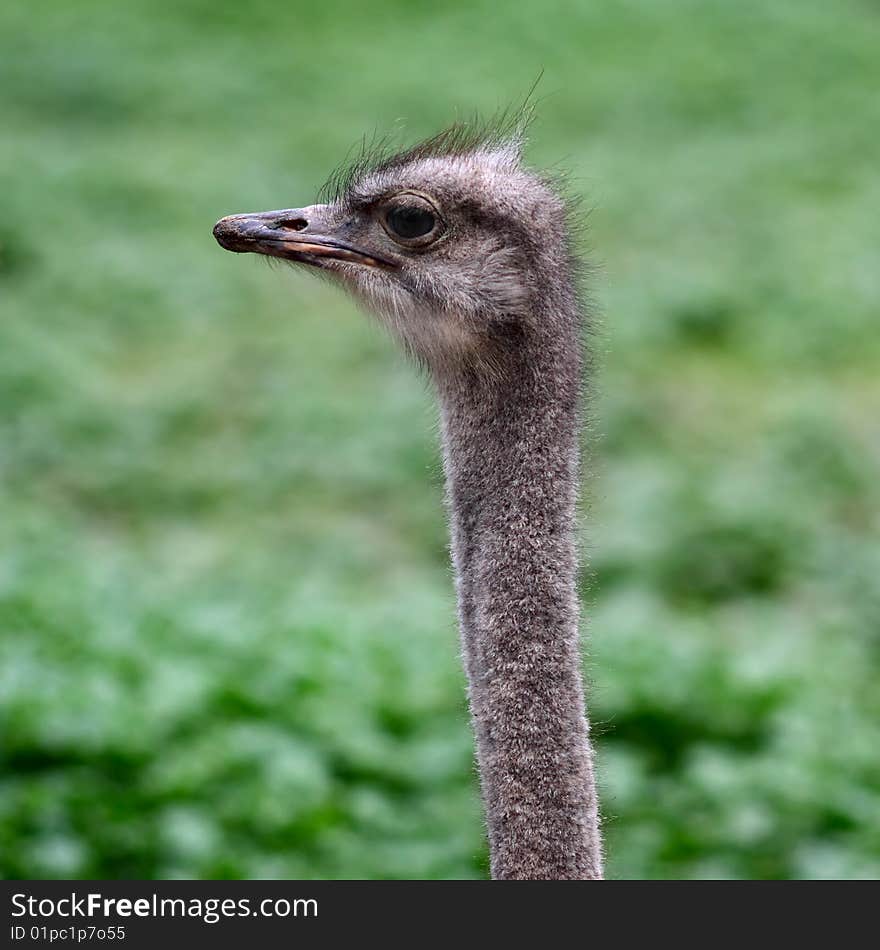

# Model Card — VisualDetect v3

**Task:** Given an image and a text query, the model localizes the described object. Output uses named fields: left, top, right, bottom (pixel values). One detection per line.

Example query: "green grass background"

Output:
left=2, top=0, right=879, bottom=879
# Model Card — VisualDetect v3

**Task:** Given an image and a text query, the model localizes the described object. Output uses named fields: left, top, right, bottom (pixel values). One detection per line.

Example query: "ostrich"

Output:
left=213, top=121, right=602, bottom=880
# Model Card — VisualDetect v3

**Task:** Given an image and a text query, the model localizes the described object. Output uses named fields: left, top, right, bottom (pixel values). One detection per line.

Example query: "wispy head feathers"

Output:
left=318, top=102, right=535, bottom=206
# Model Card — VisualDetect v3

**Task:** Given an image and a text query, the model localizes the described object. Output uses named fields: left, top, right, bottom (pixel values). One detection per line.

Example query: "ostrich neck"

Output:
left=437, top=334, right=602, bottom=880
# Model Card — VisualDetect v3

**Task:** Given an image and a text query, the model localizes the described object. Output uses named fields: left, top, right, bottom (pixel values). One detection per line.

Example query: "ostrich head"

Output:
left=213, top=125, right=577, bottom=376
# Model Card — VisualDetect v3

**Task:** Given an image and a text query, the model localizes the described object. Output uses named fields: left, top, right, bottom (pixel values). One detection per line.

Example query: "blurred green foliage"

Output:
left=1, top=0, right=879, bottom=879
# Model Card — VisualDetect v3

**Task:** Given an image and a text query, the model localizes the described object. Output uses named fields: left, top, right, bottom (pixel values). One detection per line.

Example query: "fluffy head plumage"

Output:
left=319, top=118, right=579, bottom=372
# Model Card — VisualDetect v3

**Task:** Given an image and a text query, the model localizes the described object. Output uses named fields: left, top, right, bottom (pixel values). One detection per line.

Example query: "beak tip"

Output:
left=213, top=216, right=241, bottom=251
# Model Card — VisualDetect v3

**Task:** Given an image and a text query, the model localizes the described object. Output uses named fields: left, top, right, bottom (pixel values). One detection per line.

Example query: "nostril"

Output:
left=274, top=217, right=308, bottom=232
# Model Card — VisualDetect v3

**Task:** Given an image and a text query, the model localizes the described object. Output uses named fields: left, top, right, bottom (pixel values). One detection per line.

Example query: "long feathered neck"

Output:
left=435, top=278, right=602, bottom=879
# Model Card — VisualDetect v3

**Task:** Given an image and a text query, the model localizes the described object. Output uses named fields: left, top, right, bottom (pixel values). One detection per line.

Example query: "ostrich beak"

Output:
left=213, top=205, right=395, bottom=269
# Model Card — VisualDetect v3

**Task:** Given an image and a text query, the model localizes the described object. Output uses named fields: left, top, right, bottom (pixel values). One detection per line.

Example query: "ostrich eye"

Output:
left=384, top=205, right=437, bottom=242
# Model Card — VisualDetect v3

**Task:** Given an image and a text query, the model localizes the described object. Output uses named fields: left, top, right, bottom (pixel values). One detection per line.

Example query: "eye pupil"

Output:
left=387, top=206, right=436, bottom=240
